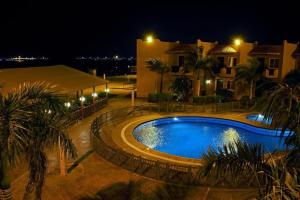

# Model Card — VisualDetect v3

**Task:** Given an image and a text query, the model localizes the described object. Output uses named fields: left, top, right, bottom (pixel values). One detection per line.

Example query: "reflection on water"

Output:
left=136, top=126, right=164, bottom=148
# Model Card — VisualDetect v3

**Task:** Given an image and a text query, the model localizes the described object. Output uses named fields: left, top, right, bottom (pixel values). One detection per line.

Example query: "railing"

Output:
left=91, top=101, right=248, bottom=185
left=67, top=98, right=107, bottom=126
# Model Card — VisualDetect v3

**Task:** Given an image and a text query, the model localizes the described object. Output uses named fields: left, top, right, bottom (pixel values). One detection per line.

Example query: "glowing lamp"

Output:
left=79, top=96, right=86, bottom=102
left=205, top=80, right=212, bottom=84
left=146, top=35, right=154, bottom=43
left=91, top=92, right=98, bottom=97
left=64, top=102, right=71, bottom=108
left=234, top=38, right=242, bottom=46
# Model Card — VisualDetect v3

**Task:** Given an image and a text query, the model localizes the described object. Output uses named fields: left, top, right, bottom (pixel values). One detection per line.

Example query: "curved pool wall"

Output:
left=246, top=114, right=272, bottom=125
left=133, top=116, right=288, bottom=159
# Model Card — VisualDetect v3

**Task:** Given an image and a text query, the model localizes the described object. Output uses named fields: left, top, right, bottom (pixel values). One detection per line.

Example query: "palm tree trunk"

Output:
left=0, top=153, right=12, bottom=200
left=159, top=72, right=163, bottom=93
left=250, top=80, right=254, bottom=101
left=194, top=79, right=201, bottom=96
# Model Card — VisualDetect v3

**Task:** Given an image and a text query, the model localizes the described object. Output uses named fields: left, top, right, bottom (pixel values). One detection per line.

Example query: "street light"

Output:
left=91, top=92, right=98, bottom=103
left=64, top=102, right=71, bottom=108
left=233, top=38, right=242, bottom=46
left=79, top=96, right=86, bottom=119
left=146, top=35, right=154, bottom=43
left=104, top=88, right=110, bottom=93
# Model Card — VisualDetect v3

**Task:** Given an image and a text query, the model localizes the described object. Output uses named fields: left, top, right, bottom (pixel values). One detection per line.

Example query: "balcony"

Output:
left=264, top=68, right=279, bottom=78
left=219, top=67, right=236, bottom=77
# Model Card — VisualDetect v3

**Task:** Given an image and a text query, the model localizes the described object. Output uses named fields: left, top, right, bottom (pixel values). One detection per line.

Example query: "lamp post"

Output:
left=79, top=96, right=86, bottom=119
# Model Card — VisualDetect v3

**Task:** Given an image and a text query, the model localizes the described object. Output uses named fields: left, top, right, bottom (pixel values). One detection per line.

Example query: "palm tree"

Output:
left=235, top=58, right=264, bottom=101
left=261, top=83, right=300, bottom=143
left=186, top=53, right=218, bottom=96
left=0, top=82, right=77, bottom=200
left=201, top=141, right=300, bottom=199
left=146, top=59, right=170, bottom=93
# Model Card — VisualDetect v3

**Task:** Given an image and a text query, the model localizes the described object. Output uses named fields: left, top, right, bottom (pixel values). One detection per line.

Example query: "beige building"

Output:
left=136, top=38, right=299, bottom=98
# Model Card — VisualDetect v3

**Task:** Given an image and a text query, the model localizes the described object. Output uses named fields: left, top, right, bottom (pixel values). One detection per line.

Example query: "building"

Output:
left=0, top=65, right=108, bottom=96
left=136, top=38, right=299, bottom=98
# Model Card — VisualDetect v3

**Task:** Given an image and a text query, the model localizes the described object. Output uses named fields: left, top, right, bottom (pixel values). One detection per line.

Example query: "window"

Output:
left=268, top=69, right=275, bottom=76
left=217, top=57, right=225, bottom=67
left=171, top=66, right=179, bottom=73
left=269, top=58, right=280, bottom=68
left=226, top=67, right=232, bottom=75
left=227, top=81, right=233, bottom=89
left=178, top=56, right=185, bottom=66
left=228, top=57, right=237, bottom=67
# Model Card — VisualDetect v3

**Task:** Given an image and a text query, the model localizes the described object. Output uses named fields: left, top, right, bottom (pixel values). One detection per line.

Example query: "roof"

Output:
left=166, top=44, right=196, bottom=54
left=208, top=45, right=238, bottom=55
left=249, top=45, right=282, bottom=55
left=0, top=65, right=107, bottom=94
left=292, top=45, right=300, bottom=57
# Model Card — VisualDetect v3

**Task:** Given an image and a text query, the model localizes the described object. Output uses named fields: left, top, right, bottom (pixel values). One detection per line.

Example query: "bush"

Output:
left=193, top=95, right=223, bottom=104
left=148, top=93, right=173, bottom=103
left=216, top=88, right=234, bottom=102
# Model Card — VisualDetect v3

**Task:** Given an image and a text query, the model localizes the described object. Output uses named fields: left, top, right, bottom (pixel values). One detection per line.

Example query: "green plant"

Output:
left=0, top=82, right=77, bottom=200
left=148, top=93, right=173, bottom=103
left=146, top=59, right=170, bottom=93
left=193, top=96, right=223, bottom=104
left=201, top=140, right=300, bottom=199
left=216, top=88, right=233, bottom=102
left=171, top=77, right=192, bottom=101
left=235, top=58, right=265, bottom=101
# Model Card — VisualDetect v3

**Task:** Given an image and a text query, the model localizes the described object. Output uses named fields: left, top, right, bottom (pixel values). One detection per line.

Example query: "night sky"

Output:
left=1, top=0, right=299, bottom=58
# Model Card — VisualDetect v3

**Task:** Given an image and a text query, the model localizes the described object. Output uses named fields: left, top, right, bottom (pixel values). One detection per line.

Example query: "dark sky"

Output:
left=1, top=0, right=299, bottom=58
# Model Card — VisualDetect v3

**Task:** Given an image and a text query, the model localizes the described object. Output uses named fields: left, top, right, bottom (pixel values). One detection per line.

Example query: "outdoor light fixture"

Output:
left=205, top=80, right=212, bottom=84
left=64, top=102, right=71, bottom=108
left=146, top=35, right=154, bottom=43
left=45, top=109, right=52, bottom=114
left=233, top=38, right=242, bottom=46
left=104, top=88, right=110, bottom=93
left=79, top=96, right=86, bottom=102
left=91, top=92, right=98, bottom=97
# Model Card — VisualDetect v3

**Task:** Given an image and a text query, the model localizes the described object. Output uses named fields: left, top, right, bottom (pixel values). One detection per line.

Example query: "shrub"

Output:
left=216, top=88, right=234, bottom=102
left=193, top=95, right=223, bottom=104
left=148, top=93, right=173, bottom=103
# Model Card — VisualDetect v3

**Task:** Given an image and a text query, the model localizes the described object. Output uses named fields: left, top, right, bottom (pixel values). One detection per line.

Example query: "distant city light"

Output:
left=146, top=35, right=154, bottom=43
left=234, top=38, right=242, bottom=46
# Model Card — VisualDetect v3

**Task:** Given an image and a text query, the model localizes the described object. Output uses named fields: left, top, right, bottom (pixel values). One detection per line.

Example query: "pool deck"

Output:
left=104, top=111, right=265, bottom=167
left=10, top=98, right=260, bottom=199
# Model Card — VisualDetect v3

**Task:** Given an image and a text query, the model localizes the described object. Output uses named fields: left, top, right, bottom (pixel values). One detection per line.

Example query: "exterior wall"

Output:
left=239, top=42, right=255, bottom=64
left=136, top=39, right=178, bottom=97
left=197, top=40, right=216, bottom=57
left=281, top=40, right=297, bottom=79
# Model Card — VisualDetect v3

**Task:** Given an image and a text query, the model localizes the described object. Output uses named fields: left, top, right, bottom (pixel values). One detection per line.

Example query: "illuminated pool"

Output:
left=133, top=117, right=286, bottom=159
left=246, top=114, right=272, bottom=125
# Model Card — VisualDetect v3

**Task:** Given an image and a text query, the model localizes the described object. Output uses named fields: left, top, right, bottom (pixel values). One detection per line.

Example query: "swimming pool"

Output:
left=246, top=114, right=272, bottom=125
left=133, top=116, right=286, bottom=159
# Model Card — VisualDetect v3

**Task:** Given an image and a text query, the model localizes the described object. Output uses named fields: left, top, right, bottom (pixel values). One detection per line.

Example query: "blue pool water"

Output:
left=246, top=114, right=272, bottom=125
left=133, top=117, right=286, bottom=159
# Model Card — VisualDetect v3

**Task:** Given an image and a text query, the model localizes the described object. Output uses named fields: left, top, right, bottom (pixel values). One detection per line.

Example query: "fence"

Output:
left=91, top=101, right=248, bottom=185
left=67, top=98, right=107, bottom=126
